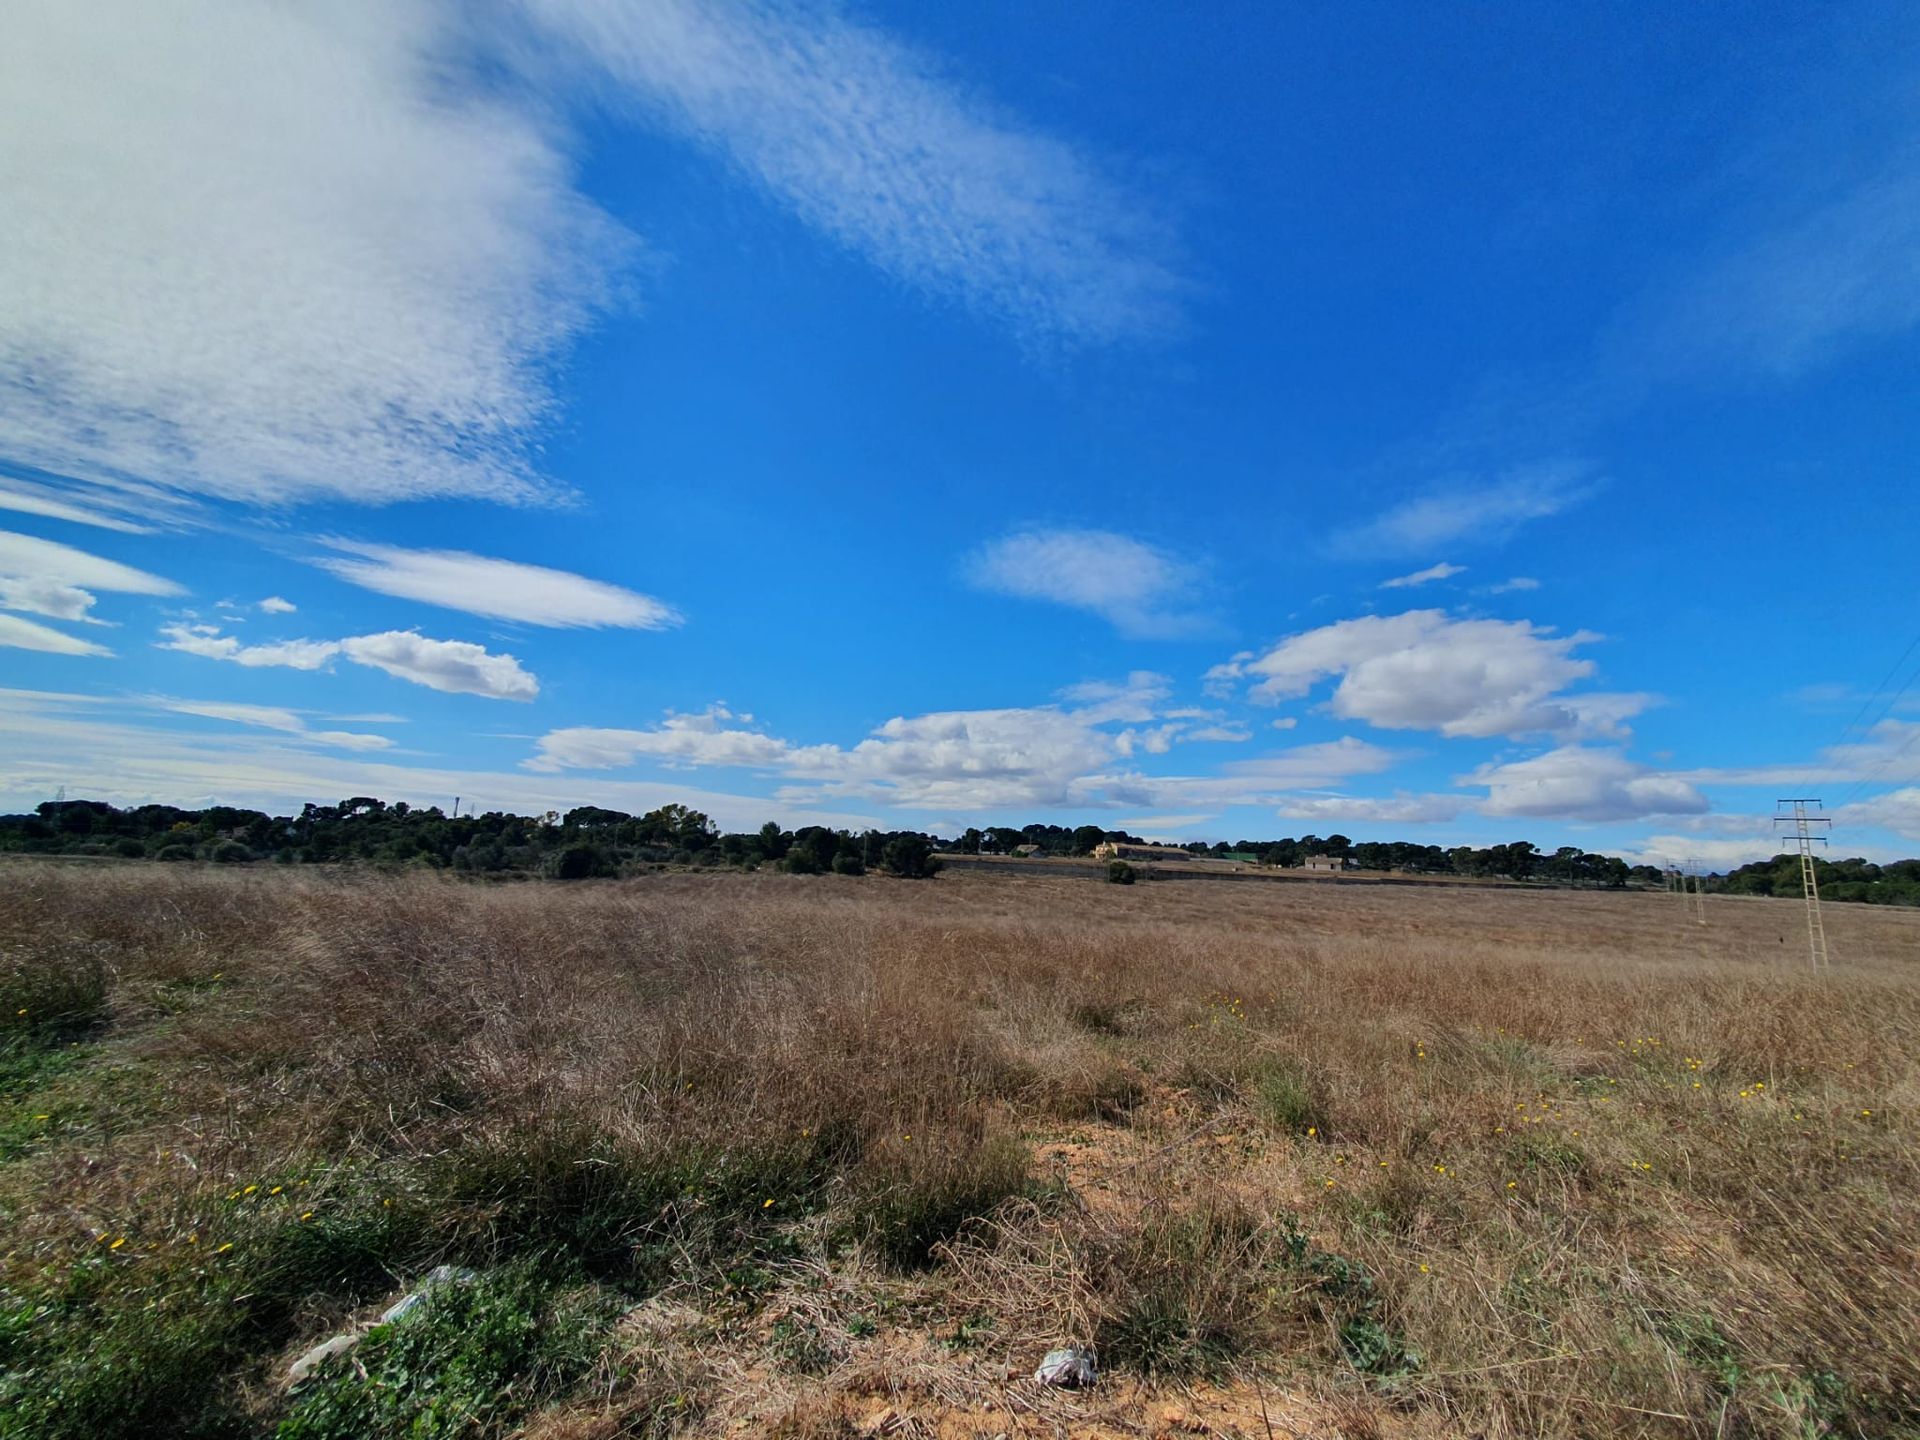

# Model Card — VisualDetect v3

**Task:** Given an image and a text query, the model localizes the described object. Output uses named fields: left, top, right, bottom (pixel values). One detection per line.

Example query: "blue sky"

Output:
left=2, top=0, right=1916, bottom=866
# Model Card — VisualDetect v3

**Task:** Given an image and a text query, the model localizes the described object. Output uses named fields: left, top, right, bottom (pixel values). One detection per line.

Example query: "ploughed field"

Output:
left=2, top=861, right=1916, bottom=1439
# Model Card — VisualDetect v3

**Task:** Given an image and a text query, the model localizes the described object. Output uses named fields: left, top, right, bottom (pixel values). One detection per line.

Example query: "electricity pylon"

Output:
left=1774, top=799, right=1831, bottom=970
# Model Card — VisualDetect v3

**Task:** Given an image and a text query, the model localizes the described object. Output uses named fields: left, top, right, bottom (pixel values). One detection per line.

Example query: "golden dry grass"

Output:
left=2, top=860, right=1916, bottom=1438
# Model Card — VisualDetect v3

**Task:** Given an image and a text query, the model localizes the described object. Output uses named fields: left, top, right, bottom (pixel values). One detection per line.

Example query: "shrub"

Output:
left=783, top=848, right=822, bottom=875
left=831, top=852, right=866, bottom=876
left=210, top=840, right=254, bottom=864
left=549, top=844, right=609, bottom=881
left=154, top=843, right=196, bottom=862
left=1106, top=860, right=1136, bottom=885
left=881, top=835, right=941, bottom=879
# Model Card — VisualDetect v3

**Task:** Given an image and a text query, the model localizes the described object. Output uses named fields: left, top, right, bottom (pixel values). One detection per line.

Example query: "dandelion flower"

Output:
left=1306, top=1127, right=1317, bottom=1137
left=763, top=1198, right=775, bottom=1209
left=215, top=1243, right=233, bottom=1254
left=1419, top=1263, right=1430, bottom=1273
left=299, top=1211, right=313, bottom=1222
left=110, top=1238, right=125, bottom=1250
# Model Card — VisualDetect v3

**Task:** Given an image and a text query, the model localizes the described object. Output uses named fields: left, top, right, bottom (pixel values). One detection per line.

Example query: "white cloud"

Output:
left=315, top=540, right=680, bottom=629
left=158, top=621, right=538, bottom=700
left=0, top=613, right=112, bottom=658
left=1469, top=747, right=1707, bottom=822
left=1839, top=787, right=1920, bottom=841
left=0, top=530, right=183, bottom=598
left=966, top=530, right=1200, bottom=637
left=531, top=704, right=791, bottom=772
left=1059, top=671, right=1172, bottom=724
left=1095, top=738, right=1403, bottom=810
left=1333, top=464, right=1598, bottom=557
left=1673, top=719, right=1920, bottom=788
left=0, top=481, right=156, bottom=533
left=1616, top=835, right=1787, bottom=870
left=1223, top=610, right=1649, bottom=740
left=1270, top=717, right=1298, bottom=731
left=158, top=624, right=341, bottom=671
left=150, top=698, right=393, bottom=751
left=528, top=0, right=1185, bottom=348
left=1490, top=577, right=1540, bottom=594
left=259, top=596, right=297, bottom=615
left=1, top=1, right=634, bottom=507
left=1380, top=562, right=1465, bottom=590
left=1184, top=724, right=1252, bottom=743
left=1629, top=153, right=1920, bottom=384
left=1273, top=792, right=1464, bottom=825
left=0, top=688, right=873, bottom=832
left=338, top=631, right=539, bottom=702
left=0, top=578, right=100, bottom=624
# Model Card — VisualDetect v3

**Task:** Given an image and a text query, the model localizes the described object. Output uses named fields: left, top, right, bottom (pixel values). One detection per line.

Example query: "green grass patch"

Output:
left=278, top=1264, right=619, bottom=1440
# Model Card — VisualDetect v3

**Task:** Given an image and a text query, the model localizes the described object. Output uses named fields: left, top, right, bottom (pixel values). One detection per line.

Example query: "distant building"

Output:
left=1093, top=841, right=1194, bottom=862
left=1013, top=843, right=1043, bottom=856
left=1301, top=854, right=1348, bottom=872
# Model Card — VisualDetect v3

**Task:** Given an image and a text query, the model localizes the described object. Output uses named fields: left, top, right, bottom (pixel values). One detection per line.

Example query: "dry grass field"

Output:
left=2, top=861, right=1916, bottom=1439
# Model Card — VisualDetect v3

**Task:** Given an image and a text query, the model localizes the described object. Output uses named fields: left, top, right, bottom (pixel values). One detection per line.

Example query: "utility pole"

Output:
left=1687, top=862, right=1708, bottom=926
left=1774, top=799, right=1831, bottom=970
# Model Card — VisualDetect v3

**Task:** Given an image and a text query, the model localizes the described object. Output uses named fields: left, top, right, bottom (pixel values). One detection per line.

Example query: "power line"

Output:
left=1805, top=634, right=1920, bottom=812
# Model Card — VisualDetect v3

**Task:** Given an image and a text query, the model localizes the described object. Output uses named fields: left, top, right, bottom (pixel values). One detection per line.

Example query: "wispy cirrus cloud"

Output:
left=1, top=1, right=635, bottom=508
left=1332, top=464, right=1599, bottom=558
left=314, top=540, right=681, bottom=629
left=0, top=614, right=113, bottom=658
left=4, top=1, right=1181, bottom=517
left=528, top=0, right=1188, bottom=348
left=965, top=529, right=1204, bottom=638
left=1379, top=562, right=1465, bottom=590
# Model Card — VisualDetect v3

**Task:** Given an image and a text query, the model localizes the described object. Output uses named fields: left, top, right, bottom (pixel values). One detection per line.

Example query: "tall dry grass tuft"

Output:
left=0, top=859, right=1915, bottom=1438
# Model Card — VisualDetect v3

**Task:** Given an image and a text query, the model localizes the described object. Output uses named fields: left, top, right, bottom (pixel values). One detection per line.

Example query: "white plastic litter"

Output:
left=1032, top=1346, right=1097, bottom=1388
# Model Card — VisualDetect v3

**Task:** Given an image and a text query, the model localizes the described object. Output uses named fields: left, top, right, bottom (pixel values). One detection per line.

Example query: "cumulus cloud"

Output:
left=315, top=540, right=681, bottom=629
left=1469, top=747, right=1707, bottom=822
left=158, top=624, right=341, bottom=671
left=1, top=1, right=634, bottom=508
left=1216, top=610, right=1649, bottom=740
left=0, top=613, right=113, bottom=658
left=1333, top=464, right=1598, bottom=557
left=158, top=622, right=538, bottom=700
left=338, top=632, right=539, bottom=702
left=528, top=0, right=1186, bottom=348
left=259, top=596, right=296, bottom=615
left=965, top=530, right=1201, bottom=637
left=1379, top=562, right=1465, bottom=590
left=531, top=704, right=792, bottom=772
left=0, top=578, right=101, bottom=624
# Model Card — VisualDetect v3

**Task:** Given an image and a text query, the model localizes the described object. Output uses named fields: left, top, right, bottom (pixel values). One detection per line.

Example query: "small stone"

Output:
left=1032, top=1346, right=1096, bottom=1388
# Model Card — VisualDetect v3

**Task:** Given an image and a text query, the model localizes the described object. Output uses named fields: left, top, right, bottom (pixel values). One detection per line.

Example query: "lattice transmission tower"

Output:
left=1774, top=799, right=1831, bottom=970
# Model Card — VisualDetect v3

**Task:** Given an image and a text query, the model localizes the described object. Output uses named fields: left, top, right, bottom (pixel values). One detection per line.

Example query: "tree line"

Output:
left=2, top=798, right=1913, bottom=904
